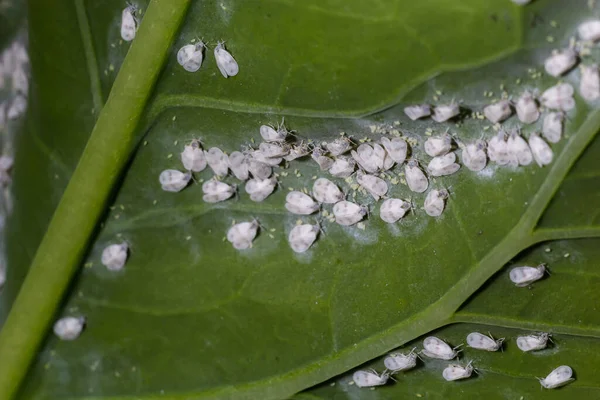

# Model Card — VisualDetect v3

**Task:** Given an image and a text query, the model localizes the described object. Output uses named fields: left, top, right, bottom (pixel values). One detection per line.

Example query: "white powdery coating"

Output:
left=379, top=198, right=411, bottom=223
left=288, top=224, right=319, bottom=253
left=427, top=152, right=460, bottom=177
left=540, top=366, right=574, bottom=389
left=580, top=64, right=600, bottom=101
left=313, top=178, right=343, bottom=204
left=544, top=49, right=578, bottom=77
left=424, top=189, right=449, bottom=217
left=244, top=177, right=276, bottom=202
left=529, top=133, right=553, bottom=167
left=203, top=180, right=236, bottom=203
left=483, top=100, right=512, bottom=123
left=541, top=83, right=575, bottom=111
left=404, top=104, right=431, bottom=120
left=442, top=362, right=474, bottom=381
left=227, top=220, right=259, bottom=250
left=53, top=316, right=86, bottom=341
left=101, top=242, right=128, bottom=271
left=421, top=336, right=459, bottom=360
left=516, top=91, right=540, bottom=124
left=516, top=333, right=550, bottom=352
left=542, top=112, right=563, bottom=143
left=431, top=103, right=460, bottom=122
left=285, top=191, right=319, bottom=215
left=462, top=140, right=487, bottom=172
left=120, top=6, right=137, bottom=42
left=578, top=19, right=600, bottom=42
left=352, top=370, right=390, bottom=388
left=177, top=42, right=204, bottom=72
left=214, top=42, right=239, bottom=78
left=205, top=147, right=229, bottom=177
left=424, top=134, right=452, bottom=157
left=466, top=332, right=503, bottom=351
left=181, top=140, right=207, bottom=172
left=509, top=264, right=546, bottom=286
left=405, top=161, right=428, bottom=193
left=332, top=201, right=366, bottom=226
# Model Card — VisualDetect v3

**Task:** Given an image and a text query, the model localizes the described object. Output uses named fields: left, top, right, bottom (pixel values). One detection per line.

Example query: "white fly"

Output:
left=356, top=171, right=388, bottom=200
left=544, top=48, right=578, bottom=77
left=404, top=104, right=431, bottom=120
left=181, top=139, right=207, bottom=172
left=421, top=336, right=460, bottom=360
left=462, top=140, right=487, bottom=172
left=260, top=124, right=287, bottom=142
left=285, top=191, right=319, bottom=215
left=326, top=137, right=353, bottom=156
left=259, top=142, right=290, bottom=158
left=540, top=366, right=574, bottom=389
left=311, top=148, right=335, bottom=170
left=540, top=83, right=575, bottom=111
left=251, top=150, right=282, bottom=167
left=205, top=147, right=229, bottom=177
left=7, top=94, right=26, bottom=119
left=248, top=158, right=272, bottom=179
left=101, top=242, right=128, bottom=271
left=120, top=5, right=137, bottom=42
left=529, top=133, right=553, bottom=167
left=578, top=19, right=600, bottom=42
left=177, top=41, right=204, bottom=72
left=329, top=157, right=356, bottom=178
left=483, top=100, right=512, bottom=123
left=424, top=188, right=449, bottom=217
left=580, top=64, right=600, bottom=101
left=332, top=201, right=367, bottom=226
left=53, top=316, right=86, bottom=341
left=507, top=132, right=533, bottom=167
left=542, top=112, right=563, bottom=143
left=228, top=151, right=250, bottom=181
left=442, top=361, right=474, bottom=381
left=405, top=160, right=428, bottom=193
left=352, top=370, right=390, bottom=388
left=517, top=332, right=550, bottom=352
left=431, top=103, right=460, bottom=122
left=312, top=178, right=344, bottom=204
left=351, top=144, right=379, bottom=173
left=424, top=134, right=452, bottom=157
left=379, top=198, right=411, bottom=223
left=245, top=176, right=277, bottom=202
left=288, top=224, right=320, bottom=253
left=427, top=152, right=460, bottom=177
left=159, top=169, right=191, bottom=192
left=466, top=332, right=503, bottom=352
left=487, top=131, right=510, bottom=165
left=509, top=263, right=546, bottom=286
left=383, top=349, right=418, bottom=372
left=284, top=142, right=310, bottom=161
left=516, top=91, right=540, bottom=124
left=227, top=220, right=259, bottom=250
left=202, top=180, right=236, bottom=203
left=214, top=42, right=239, bottom=78
left=380, top=137, right=408, bottom=164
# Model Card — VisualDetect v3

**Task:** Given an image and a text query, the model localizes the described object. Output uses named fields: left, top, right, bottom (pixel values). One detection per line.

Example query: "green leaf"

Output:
left=2, top=0, right=600, bottom=399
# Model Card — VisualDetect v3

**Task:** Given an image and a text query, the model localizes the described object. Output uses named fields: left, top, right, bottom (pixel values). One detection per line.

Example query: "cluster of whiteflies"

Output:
left=352, top=333, right=573, bottom=389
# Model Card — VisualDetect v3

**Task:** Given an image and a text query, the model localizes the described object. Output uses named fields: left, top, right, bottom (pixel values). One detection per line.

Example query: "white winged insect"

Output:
left=539, top=366, right=574, bottom=389
left=507, top=132, right=533, bottom=167
left=311, top=148, right=334, bottom=170
left=53, top=316, right=86, bottom=341
left=516, top=332, right=551, bottom=352
left=578, top=19, right=600, bottom=42
left=288, top=223, right=320, bottom=253
left=284, top=142, right=310, bottom=161
left=542, top=112, right=563, bottom=143
left=580, top=64, right=600, bottom=101
left=120, top=4, right=138, bottom=42
left=177, top=40, right=205, bottom=72
left=529, top=133, right=553, bottom=167
left=356, top=171, right=388, bottom=201
left=384, top=348, right=418, bottom=372
left=483, top=100, right=512, bottom=123
left=202, top=180, right=236, bottom=203
left=251, top=149, right=282, bottom=167
left=516, top=91, right=540, bottom=124
left=228, top=151, right=250, bottom=181
left=487, top=131, right=510, bottom=165
left=424, top=189, right=449, bottom=217
left=466, top=332, right=503, bottom=352
left=352, top=370, right=390, bottom=388
left=462, top=139, right=487, bottom=172
left=101, top=242, right=129, bottom=271
left=245, top=176, right=277, bottom=202
left=227, top=220, right=259, bottom=250
left=405, top=160, right=428, bottom=193
left=159, top=169, right=191, bottom=192
left=351, top=144, right=379, bottom=173
left=431, top=103, right=460, bottom=122
left=404, top=104, right=431, bottom=120
left=541, top=83, right=575, bottom=111
left=544, top=48, right=578, bottom=77
left=424, top=134, right=453, bottom=157
left=326, top=136, right=353, bottom=156
left=214, top=41, right=239, bottom=78
left=260, top=124, right=287, bottom=143
left=205, top=147, right=229, bottom=177
left=427, top=152, right=460, bottom=177
left=332, top=201, right=367, bottom=226
left=329, top=157, right=356, bottom=178
left=248, top=158, right=272, bottom=179
left=181, top=139, right=207, bottom=172
left=312, top=178, right=343, bottom=204
left=259, top=142, right=290, bottom=158
left=509, top=263, right=546, bottom=287
left=285, top=191, right=319, bottom=215
left=7, top=94, right=26, bottom=119
left=379, top=198, right=411, bottom=223
left=380, top=137, right=408, bottom=164
left=442, top=361, right=475, bottom=382
left=421, top=336, right=461, bottom=360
